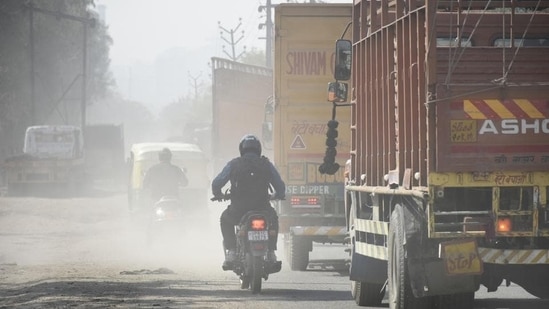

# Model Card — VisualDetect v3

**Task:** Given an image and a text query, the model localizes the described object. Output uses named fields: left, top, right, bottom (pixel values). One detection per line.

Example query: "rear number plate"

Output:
left=248, top=230, right=268, bottom=241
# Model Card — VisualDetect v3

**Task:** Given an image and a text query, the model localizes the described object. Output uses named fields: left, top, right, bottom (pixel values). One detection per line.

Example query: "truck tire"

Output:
left=351, top=280, right=385, bottom=306
left=289, top=234, right=309, bottom=271
left=388, top=205, right=432, bottom=309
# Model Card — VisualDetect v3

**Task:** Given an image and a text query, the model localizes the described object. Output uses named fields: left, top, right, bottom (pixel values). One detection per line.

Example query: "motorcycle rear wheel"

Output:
left=250, top=256, right=263, bottom=294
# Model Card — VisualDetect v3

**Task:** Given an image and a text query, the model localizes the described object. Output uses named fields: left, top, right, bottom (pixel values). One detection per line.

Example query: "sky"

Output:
left=96, top=0, right=269, bottom=66
left=93, top=0, right=351, bottom=111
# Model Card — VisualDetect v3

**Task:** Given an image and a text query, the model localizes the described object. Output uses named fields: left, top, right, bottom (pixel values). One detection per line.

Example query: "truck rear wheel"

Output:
left=289, top=234, right=309, bottom=271
left=388, top=205, right=432, bottom=309
left=351, top=280, right=385, bottom=306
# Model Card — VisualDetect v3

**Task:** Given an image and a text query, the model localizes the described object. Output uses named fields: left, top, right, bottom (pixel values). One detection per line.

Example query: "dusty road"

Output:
left=0, top=193, right=357, bottom=308
left=1, top=193, right=549, bottom=309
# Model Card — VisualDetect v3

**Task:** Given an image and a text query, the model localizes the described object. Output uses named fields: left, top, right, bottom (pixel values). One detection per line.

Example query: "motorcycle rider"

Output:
left=143, top=147, right=188, bottom=202
left=212, top=134, right=285, bottom=269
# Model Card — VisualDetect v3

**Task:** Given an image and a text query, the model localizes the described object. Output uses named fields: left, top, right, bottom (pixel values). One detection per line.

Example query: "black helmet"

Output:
left=239, top=134, right=262, bottom=156
left=159, top=148, right=172, bottom=162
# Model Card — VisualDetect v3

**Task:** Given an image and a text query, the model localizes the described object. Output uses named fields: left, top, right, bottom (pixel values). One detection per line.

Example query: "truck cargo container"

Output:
left=273, top=3, right=352, bottom=271
left=332, top=1, right=549, bottom=308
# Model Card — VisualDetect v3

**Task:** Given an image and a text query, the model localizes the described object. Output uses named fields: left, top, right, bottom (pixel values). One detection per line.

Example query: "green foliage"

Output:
left=240, top=48, right=267, bottom=67
left=0, top=0, right=31, bottom=153
left=158, top=84, right=212, bottom=143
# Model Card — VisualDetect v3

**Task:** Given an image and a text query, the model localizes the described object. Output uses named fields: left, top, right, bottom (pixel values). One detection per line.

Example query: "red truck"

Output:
left=331, top=1, right=549, bottom=308
left=210, top=57, right=273, bottom=174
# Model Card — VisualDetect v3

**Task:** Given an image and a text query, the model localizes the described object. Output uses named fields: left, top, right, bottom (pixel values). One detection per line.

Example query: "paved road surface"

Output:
left=1, top=193, right=548, bottom=308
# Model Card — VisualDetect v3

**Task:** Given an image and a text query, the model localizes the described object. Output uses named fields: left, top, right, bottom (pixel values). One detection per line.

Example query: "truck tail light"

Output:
left=497, top=217, right=512, bottom=232
left=290, top=196, right=321, bottom=208
left=307, top=197, right=318, bottom=205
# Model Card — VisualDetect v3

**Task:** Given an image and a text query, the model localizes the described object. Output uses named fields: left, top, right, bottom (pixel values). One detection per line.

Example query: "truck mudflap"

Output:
left=290, top=226, right=346, bottom=237
left=349, top=252, right=387, bottom=284
left=408, top=245, right=549, bottom=298
left=399, top=206, right=480, bottom=298
left=408, top=257, right=480, bottom=298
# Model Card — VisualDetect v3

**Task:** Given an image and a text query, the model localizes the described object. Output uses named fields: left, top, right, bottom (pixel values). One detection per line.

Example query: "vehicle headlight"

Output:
left=155, top=208, right=166, bottom=219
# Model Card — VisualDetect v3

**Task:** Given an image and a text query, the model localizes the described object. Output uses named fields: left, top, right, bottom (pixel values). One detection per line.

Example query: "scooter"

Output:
left=212, top=194, right=282, bottom=294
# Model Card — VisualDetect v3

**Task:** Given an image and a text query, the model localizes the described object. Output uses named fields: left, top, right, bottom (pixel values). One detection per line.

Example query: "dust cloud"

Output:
left=0, top=191, right=227, bottom=278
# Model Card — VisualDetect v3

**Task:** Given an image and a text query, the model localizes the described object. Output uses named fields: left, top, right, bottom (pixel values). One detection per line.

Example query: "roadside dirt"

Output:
left=0, top=193, right=228, bottom=308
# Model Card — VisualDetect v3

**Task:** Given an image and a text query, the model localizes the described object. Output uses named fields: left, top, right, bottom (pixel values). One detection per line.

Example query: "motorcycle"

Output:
left=147, top=195, right=186, bottom=245
left=212, top=194, right=282, bottom=294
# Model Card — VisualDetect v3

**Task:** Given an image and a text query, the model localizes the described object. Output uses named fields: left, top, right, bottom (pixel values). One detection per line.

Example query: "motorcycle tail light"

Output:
left=251, top=219, right=266, bottom=230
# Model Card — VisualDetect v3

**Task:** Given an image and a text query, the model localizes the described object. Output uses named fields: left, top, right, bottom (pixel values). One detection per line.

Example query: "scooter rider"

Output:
left=212, top=134, right=285, bottom=269
left=143, top=147, right=188, bottom=202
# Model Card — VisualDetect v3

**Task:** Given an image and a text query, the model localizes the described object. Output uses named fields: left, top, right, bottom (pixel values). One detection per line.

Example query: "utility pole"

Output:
left=28, top=2, right=35, bottom=125
left=188, top=71, right=202, bottom=101
left=25, top=2, right=95, bottom=128
left=258, top=0, right=275, bottom=68
left=218, top=19, right=246, bottom=61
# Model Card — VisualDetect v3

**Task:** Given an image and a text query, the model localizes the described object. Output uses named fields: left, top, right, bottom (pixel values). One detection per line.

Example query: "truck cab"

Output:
left=4, top=125, right=85, bottom=196
left=23, top=125, right=84, bottom=159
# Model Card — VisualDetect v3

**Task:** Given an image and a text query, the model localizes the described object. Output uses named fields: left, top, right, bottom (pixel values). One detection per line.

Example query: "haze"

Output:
left=95, top=0, right=270, bottom=110
left=94, top=0, right=351, bottom=112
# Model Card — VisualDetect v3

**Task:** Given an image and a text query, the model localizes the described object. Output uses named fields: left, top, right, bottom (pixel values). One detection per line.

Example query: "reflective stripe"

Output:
left=355, top=218, right=389, bottom=235
left=479, top=247, right=549, bottom=264
left=291, top=226, right=346, bottom=236
left=355, top=241, right=388, bottom=260
left=464, top=99, right=547, bottom=119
